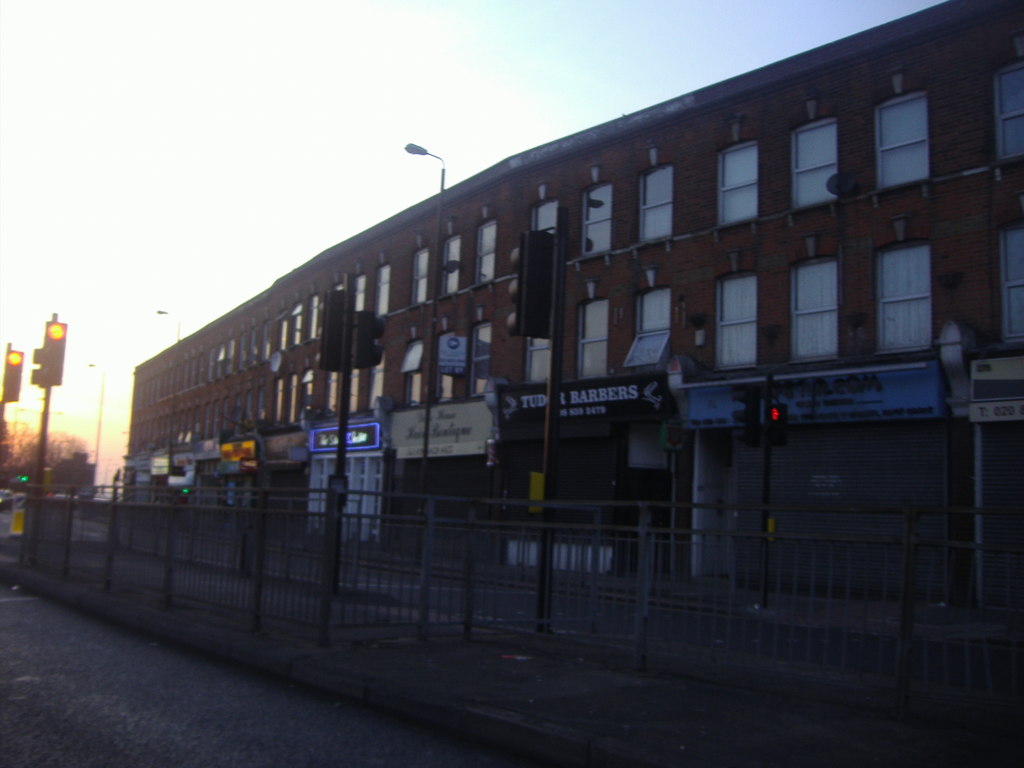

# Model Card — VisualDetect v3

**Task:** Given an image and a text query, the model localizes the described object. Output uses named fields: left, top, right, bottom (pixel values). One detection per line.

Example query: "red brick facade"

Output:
left=129, top=0, right=1024, bottom=514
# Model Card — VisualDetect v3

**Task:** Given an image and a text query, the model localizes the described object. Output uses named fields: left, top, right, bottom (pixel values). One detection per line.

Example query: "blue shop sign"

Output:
left=310, top=423, right=381, bottom=453
left=686, top=361, right=947, bottom=429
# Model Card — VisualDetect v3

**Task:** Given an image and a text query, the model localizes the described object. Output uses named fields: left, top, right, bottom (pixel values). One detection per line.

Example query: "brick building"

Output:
left=129, top=0, right=1024, bottom=588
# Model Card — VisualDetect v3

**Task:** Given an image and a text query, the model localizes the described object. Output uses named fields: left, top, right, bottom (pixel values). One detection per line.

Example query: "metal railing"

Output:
left=11, top=485, right=1023, bottom=715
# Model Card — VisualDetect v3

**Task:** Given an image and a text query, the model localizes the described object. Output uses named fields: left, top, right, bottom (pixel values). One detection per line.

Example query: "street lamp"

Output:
left=88, top=364, right=106, bottom=486
left=156, top=310, right=181, bottom=342
left=405, top=143, right=446, bottom=496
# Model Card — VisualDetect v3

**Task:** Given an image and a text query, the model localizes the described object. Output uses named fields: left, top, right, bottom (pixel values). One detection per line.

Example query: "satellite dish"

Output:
left=826, top=172, right=857, bottom=197
left=269, top=351, right=283, bottom=373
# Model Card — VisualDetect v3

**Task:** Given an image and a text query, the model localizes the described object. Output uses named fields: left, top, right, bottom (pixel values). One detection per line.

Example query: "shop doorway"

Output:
left=691, top=429, right=735, bottom=579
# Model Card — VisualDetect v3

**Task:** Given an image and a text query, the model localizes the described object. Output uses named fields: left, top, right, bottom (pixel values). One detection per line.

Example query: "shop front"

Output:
left=308, top=419, right=387, bottom=540
left=391, top=400, right=494, bottom=512
left=969, top=356, right=1024, bottom=606
left=683, top=360, right=950, bottom=584
left=496, top=373, right=678, bottom=522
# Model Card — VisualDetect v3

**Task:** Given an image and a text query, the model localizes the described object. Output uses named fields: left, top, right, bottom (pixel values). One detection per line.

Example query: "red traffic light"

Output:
left=6, top=349, right=24, bottom=367
left=768, top=405, right=783, bottom=422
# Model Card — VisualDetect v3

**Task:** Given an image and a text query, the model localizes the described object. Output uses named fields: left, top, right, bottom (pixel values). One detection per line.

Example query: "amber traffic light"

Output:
left=2, top=346, right=25, bottom=403
left=31, top=317, right=68, bottom=388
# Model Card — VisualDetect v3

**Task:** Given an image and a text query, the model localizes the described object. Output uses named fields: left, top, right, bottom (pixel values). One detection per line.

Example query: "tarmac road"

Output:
left=0, top=591, right=543, bottom=768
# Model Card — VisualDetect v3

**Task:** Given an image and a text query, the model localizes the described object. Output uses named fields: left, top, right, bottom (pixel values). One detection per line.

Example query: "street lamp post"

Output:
left=404, top=143, right=446, bottom=497
left=156, top=310, right=181, bottom=342
left=155, top=310, right=180, bottom=492
left=88, top=365, right=106, bottom=486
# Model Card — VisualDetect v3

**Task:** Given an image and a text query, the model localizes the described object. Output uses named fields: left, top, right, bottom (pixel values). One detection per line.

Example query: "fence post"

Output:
left=60, top=490, right=76, bottom=578
left=589, top=508, right=602, bottom=634
left=462, top=502, right=477, bottom=640
left=894, top=507, right=919, bottom=720
left=634, top=503, right=653, bottom=672
left=162, top=504, right=176, bottom=609
left=318, top=484, right=341, bottom=647
left=418, top=497, right=436, bottom=641
left=103, top=496, right=120, bottom=591
left=250, top=490, right=269, bottom=633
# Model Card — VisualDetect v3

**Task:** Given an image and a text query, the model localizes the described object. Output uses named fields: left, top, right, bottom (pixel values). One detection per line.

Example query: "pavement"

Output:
left=0, top=535, right=1021, bottom=767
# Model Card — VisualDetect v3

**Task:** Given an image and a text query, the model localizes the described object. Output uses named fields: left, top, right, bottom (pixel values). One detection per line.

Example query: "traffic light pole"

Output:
left=760, top=373, right=774, bottom=608
left=535, top=205, right=569, bottom=633
left=321, top=283, right=354, bottom=644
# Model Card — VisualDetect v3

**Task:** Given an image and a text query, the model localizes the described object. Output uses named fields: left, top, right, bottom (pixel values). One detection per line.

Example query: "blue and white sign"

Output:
left=438, top=335, right=467, bottom=375
left=686, top=361, right=947, bottom=428
left=310, top=423, right=381, bottom=453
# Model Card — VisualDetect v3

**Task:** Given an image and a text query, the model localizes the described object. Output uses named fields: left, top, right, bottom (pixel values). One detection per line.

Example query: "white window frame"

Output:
left=308, top=294, right=321, bottom=341
left=288, top=372, right=300, bottom=422
left=353, top=273, right=367, bottom=312
left=716, top=274, right=757, bottom=368
left=291, top=303, right=303, bottom=347
left=532, top=200, right=558, bottom=233
left=1001, top=225, right=1024, bottom=340
left=401, top=340, right=423, bottom=405
left=376, top=264, right=391, bottom=316
left=349, top=368, right=361, bottom=414
left=876, top=93, right=929, bottom=188
left=300, top=368, right=314, bottom=416
left=470, top=323, right=491, bottom=396
left=877, top=243, right=931, bottom=351
left=476, top=221, right=496, bottom=283
left=442, top=236, right=461, bottom=295
left=526, top=337, right=549, bottom=383
left=997, top=62, right=1024, bottom=160
left=719, top=143, right=758, bottom=225
left=640, top=167, right=673, bottom=241
left=412, top=248, right=429, bottom=304
left=578, top=299, right=609, bottom=378
left=583, top=183, right=613, bottom=253
left=369, top=356, right=384, bottom=410
left=792, top=120, right=837, bottom=208
left=792, top=259, right=838, bottom=360
left=326, top=370, right=338, bottom=414
left=437, top=332, right=455, bottom=401
left=624, top=288, right=670, bottom=367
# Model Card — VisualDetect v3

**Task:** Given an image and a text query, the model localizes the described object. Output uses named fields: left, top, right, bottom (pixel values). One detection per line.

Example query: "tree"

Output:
left=1, top=422, right=89, bottom=485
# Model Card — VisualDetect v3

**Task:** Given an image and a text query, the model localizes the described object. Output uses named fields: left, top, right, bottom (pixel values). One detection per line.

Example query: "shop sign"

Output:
left=263, top=431, right=306, bottom=460
left=309, top=423, right=382, bottom=453
left=685, top=361, right=947, bottom=428
left=438, top=335, right=467, bottom=375
left=220, top=440, right=257, bottom=461
left=970, top=356, right=1024, bottom=422
left=219, top=458, right=259, bottom=475
left=392, top=400, right=491, bottom=459
left=498, top=374, right=674, bottom=427
left=192, top=438, right=220, bottom=461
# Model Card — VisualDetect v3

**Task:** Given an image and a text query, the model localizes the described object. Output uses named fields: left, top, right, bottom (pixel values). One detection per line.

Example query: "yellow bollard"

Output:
left=9, top=496, right=26, bottom=536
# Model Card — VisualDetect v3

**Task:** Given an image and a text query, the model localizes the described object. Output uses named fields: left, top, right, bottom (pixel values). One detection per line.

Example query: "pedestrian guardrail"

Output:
left=11, top=484, right=1024, bottom=716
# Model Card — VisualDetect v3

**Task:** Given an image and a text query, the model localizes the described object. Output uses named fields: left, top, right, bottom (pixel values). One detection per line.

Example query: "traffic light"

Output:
left=766, top=402, right=788, bottom=446
left=2, top=346, right=24, bottom=403
left=732, top=385, right=761, bottom=447
left=352, top=310, right=385, bottom=369
left=507, top=230, right=555, bottom=338
left=31, top=317, right=68, bottom=388
left=319, top=290, right=348, bottom=372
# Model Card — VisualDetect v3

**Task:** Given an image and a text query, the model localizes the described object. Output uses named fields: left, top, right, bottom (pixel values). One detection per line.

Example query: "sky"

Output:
left=0, top=0, right=946, bottom=484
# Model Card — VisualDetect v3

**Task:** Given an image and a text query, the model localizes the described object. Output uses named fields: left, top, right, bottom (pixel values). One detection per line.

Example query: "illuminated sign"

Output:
left=220, top=440, right=257, bottom=461
left=310, top=423, right=381, bottom=453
